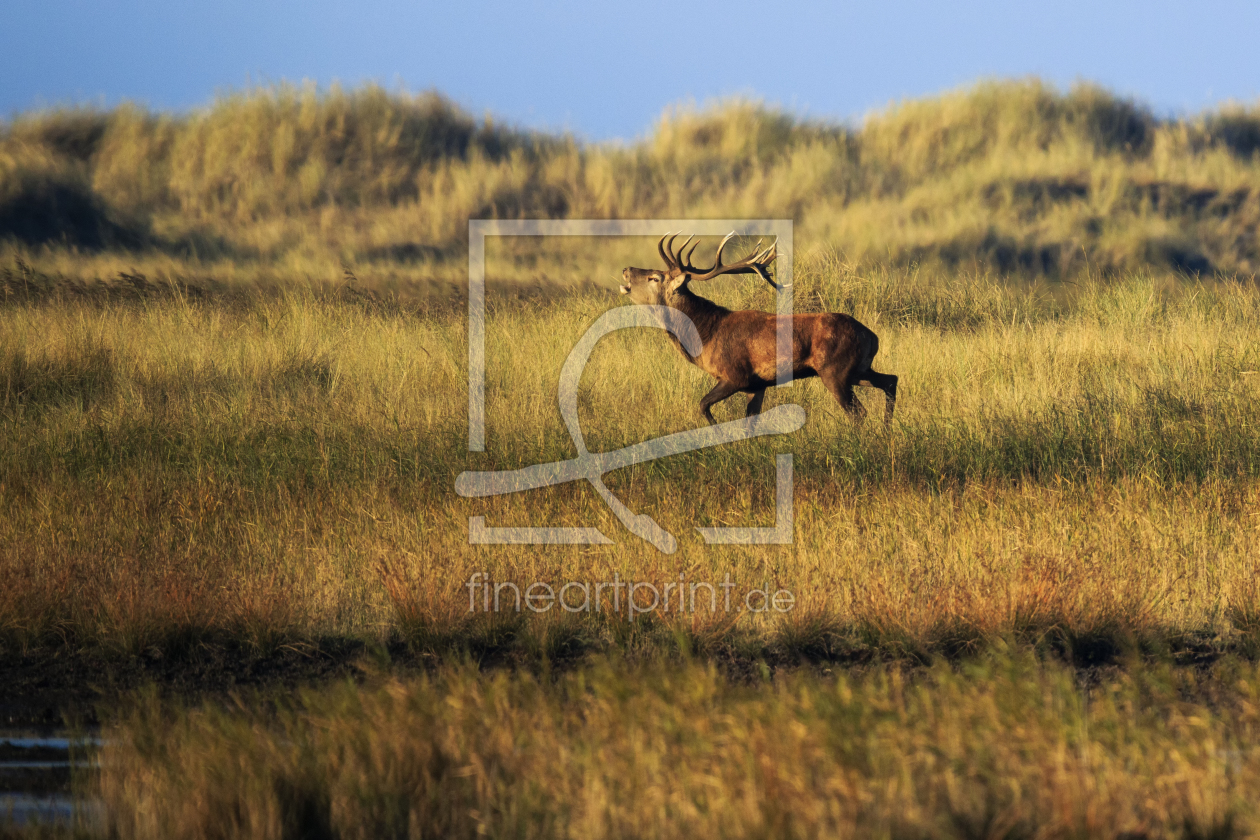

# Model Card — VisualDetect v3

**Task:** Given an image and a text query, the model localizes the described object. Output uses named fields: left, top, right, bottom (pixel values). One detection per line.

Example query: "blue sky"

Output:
left=4, top=0, right=1259, bottom=140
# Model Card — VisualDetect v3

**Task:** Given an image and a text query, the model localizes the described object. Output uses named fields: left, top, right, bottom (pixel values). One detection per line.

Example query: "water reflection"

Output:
left=0, top=732, right=102, bottom=828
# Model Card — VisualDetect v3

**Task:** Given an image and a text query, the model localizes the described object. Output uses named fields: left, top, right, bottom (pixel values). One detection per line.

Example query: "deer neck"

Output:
left=664, top=286, right=729, bottom=364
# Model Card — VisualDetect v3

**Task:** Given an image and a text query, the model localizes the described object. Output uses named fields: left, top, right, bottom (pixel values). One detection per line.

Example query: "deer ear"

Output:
left=666, top=273, right=689, bottom=292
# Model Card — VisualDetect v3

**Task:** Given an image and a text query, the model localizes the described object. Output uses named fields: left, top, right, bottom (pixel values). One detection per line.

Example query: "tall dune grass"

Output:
left=3, top=79, right=1260, bottom=284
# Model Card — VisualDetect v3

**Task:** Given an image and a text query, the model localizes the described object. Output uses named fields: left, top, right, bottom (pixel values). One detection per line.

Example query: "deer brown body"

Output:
left=620, top=234, right=897, bottom=425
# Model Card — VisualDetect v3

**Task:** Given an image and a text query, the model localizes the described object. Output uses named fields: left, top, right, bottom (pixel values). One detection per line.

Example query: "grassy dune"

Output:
left=3, top=79, right=1260, bottom=285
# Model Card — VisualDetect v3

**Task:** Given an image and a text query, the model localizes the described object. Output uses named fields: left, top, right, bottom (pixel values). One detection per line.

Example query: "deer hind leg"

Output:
left=820, top=361, right=866, bottom=423
left=745, top=389, right=767, bottom=417
left=699, top=380, right=743, bottom=426
left=856, top=371, right=898, bottom=424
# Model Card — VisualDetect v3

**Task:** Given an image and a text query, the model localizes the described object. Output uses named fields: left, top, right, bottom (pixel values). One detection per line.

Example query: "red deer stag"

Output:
left=619, top=233, right=897, bottom=425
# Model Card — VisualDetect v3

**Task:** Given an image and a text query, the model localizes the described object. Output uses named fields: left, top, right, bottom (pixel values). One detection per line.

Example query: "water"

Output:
left=0, top=732, right=102, bottom=828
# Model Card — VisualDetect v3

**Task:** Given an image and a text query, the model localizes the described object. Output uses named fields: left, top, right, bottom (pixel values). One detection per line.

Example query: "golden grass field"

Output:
left=2, top=80, right=1260, bottom=837
left=1, top=255, right=1259, bottom=663
left=3, top=255, right=1260, bottom=837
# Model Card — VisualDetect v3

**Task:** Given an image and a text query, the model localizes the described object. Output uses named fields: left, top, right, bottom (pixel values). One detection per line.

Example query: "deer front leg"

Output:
left=745, top=389, right=766, bottom=417
left=699, top=380, right=743, bottom=426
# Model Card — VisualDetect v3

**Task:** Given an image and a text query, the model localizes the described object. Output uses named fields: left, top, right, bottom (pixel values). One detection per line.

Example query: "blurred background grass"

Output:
left=2, top=78, right=1258, bottom=287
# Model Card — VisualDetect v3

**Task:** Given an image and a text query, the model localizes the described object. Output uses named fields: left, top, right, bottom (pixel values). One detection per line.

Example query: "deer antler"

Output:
left=664, top=232, right=781, bottom=290
left=657, top=233, right=679, bottom=270
left=656, top=232, right=707, bottom=274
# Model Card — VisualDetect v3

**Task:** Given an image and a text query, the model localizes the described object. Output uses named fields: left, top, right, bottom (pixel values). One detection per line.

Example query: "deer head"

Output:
left=619, top=232, right=779, bottom=306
